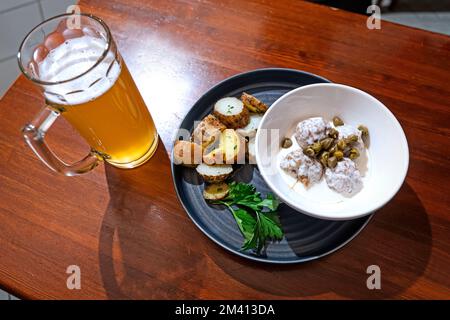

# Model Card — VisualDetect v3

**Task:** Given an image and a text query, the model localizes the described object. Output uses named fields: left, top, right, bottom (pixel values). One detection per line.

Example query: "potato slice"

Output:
left=203, top=182, right=229, bottom=201
left=221, top=129, right=245, bottom=164
left=213, top=97, right=249, bottom=129
left=173, top=140, right=203, bottom=167
left=192, top=114, right=226, bottom=148
left=241, top=92, right=268, bottom=113
left=202, top=148, right=224, bottom=165
left=196, top=163, right=233, bottom=183
left=236, top=113, right=263, bottom=139
left=203, top=129, right=246, bottom=165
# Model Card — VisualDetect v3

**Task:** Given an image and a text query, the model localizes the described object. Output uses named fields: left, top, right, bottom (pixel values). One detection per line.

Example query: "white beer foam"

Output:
left=39, top=35, right=120, bottom=105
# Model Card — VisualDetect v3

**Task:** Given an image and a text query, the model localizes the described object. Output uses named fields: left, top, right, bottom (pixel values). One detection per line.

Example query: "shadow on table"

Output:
left=207, top=182, right=432, bottom=299
left=97, top=138, right=431, bottom=299
left=97, top=139, right=207, bottom=299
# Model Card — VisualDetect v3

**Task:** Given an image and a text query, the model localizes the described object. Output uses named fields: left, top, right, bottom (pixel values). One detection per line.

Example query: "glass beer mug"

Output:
left=18, top=13, right=158, bottom=175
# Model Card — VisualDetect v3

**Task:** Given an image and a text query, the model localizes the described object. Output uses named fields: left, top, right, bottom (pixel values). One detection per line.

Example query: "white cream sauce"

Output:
left=278, top=119, right=371, bottom=202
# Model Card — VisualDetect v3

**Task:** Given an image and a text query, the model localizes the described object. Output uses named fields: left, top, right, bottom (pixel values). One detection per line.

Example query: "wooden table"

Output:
left=0, top=0, right=449, bottom=300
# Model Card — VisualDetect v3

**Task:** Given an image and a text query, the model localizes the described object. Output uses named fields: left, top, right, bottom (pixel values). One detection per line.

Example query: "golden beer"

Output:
left=48, top=62, right=158, bottom=168
left=35, top=25, right=158, bottom=169
left=20, top=14, right=158, bottom=175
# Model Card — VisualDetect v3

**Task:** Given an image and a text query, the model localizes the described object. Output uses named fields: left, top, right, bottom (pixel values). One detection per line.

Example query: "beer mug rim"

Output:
left=17, top=13, right=112, bottom=86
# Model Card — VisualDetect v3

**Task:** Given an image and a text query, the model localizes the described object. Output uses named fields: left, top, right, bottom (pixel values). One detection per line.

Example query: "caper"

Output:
left=329, top=144, right=338, bottom=154
left=337, top=139, right=347, bottom=150
left=333, top=116, right=344, bottom=127
left=334, top=150, right=344, bottom=161
left=328, top=128, right=339, bottom=139
left=327, top=156, right=337, bottom=168
left=303, top=147, right=315, bottom=157
left=320, top=138, right=334, bottom=150
left=311, top=142, right=322, bottom=154
left=358, top=125, right=369, bottom=137
left=345, top=134, right=358, bottom=143
left=343, top=148, right=351, bottom=157
left=281, top=137, right=293, bottom=148
left=320, top=151, right=329, bottom=167
left=349, top=148, right=360, bottom=160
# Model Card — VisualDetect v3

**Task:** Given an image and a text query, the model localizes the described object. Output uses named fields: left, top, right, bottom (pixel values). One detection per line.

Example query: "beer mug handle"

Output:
left=22, top=107, right=101, bottom=176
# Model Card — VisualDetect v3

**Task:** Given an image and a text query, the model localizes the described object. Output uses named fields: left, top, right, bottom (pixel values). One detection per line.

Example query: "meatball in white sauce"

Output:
left=325, top=158, right=363, bottom=196
left=294, top=117, right=330, bottom=148
left=280, top=149, right=323, bottom=186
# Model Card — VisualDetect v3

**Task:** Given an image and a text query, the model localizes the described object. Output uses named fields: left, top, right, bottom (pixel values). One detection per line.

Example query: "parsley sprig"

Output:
left=214, top=182, right=284, bottom=254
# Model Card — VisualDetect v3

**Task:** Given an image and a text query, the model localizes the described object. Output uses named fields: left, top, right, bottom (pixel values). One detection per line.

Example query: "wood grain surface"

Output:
left=0, top=0, right=449, bottom=299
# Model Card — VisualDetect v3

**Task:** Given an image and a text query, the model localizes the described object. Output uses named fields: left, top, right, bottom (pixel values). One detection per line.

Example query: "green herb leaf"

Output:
left=259, top=212, right=283, bottom=240
left=217, top=182, right=284, bottom=254
left=233, top=208, right=256, bottom=242
left=257, top=193, right=279, bottom=211
left=225, top=182, right=257, bottom=201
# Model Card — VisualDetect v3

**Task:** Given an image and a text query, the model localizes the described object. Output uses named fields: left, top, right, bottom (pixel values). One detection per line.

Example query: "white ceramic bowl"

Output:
left=255, top=83, right=409, bottom=220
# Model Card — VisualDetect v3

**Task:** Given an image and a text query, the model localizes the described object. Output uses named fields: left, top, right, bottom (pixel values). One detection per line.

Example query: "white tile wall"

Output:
left=0, top=58, right=20, bottom=95
left=40, top=0, right=76, bottom=19
left=383, top=12, right=450, bottom=35
left=0, top=289, right=9, bottom=300
left=0, top=2, right=42, bottom=59
left=0, top=0, right=76, bottom=99
left=0, top=0, right=33, bottom=12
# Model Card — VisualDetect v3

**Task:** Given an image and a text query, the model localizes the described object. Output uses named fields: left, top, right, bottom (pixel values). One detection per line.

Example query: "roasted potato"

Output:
left=202, top=148, right=224, bottom=166
left=203, top=129, right=246, bottom=165
left=192, top=114, right=226, bottom=148
left=196, top=163, right=233, bottom=183
left=213, top=97, right=249, bottom=129
left=236, top=113, right=263, bottom=139
left=241, top=92, right=268, bottom=113
left=203, top=182, right=229, bottom=201
left=173, top=140, right=203, bottom=167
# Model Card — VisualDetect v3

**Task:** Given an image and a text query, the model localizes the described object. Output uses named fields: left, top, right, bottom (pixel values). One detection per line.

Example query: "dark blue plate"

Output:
left=171, top=68, right=373, bottom=264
